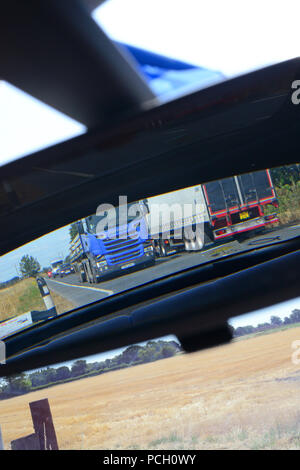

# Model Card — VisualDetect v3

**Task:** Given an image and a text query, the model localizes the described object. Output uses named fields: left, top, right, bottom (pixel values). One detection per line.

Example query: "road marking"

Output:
left=201, top=242, right=237, bottom=256
left=48, top=279, right=114, bottom=295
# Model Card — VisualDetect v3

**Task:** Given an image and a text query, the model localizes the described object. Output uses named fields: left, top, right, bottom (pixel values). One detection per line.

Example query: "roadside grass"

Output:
left=0, top=278, right=44, bottom=321
left=148, top=433, right=182, bottom=448
left=0, top=278, right=74, bottom=322
left=276, top=183, right=300, bottom=225
left=278, top=209, right=300, bottom=225
left=49, top=289, right=75, bottom=315
left=0, top=275, right=75, bottom=323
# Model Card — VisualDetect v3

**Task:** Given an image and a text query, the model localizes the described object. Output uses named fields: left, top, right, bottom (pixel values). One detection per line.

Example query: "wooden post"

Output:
left=0, top=425, right=4, bottom=450
left=11, top=434, right=40, bottom=450
left=29, top=399, right=59, bottom=450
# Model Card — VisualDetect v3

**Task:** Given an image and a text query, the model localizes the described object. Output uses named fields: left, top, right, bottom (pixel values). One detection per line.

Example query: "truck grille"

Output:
left=103, top=237, right=143, bottom=265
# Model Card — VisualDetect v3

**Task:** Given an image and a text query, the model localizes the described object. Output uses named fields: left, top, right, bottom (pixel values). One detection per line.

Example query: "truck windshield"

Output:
left=51, top=261, right=63, bottom=269
left=86, top=204, right=145, bottom=234
left=0, top=164, right=299, bottom=339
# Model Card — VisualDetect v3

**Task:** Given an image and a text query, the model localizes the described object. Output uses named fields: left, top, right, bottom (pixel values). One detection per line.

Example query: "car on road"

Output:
left=58, top=263, right=75, bottom=278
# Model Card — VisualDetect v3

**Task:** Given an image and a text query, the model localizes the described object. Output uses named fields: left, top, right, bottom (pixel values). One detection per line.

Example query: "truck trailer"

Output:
left=145, top=169, right=279, bottom=257
left=50, top=259, right=64, bottom=278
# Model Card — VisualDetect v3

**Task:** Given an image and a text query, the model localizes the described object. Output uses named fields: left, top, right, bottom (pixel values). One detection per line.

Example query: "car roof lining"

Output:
left=1, top=57, right=300, bottom=254
left=0, top=0, right=155, bottom=128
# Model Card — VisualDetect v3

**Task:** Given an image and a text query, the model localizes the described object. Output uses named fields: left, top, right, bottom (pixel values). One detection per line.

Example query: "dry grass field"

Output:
left=0, top=277, right=74, bottom=321
left=1, top=326, right=300, bottom=450
left=0, top=278, right=44, bottom=321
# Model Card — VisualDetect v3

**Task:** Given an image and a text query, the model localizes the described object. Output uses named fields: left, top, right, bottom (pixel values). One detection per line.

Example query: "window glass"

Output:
left=0, top=164, right=299, bottom=339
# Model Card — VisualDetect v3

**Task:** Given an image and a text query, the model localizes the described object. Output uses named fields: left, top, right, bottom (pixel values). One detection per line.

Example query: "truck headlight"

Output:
left=144, top=245, right=153, bottom=253
left=96, top=260, right=107, bottom=268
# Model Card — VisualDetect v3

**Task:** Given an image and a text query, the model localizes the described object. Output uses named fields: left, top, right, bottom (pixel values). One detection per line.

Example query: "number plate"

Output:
left=239, top=211, right=250, bottom=220
left=121, top=262, right=135, bottom=269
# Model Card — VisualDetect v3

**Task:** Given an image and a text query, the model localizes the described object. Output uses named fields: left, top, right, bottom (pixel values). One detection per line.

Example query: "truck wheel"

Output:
left=152, top=240, right=161, bottom=257
left=91, top=266, right=98, bottom=283
left=86, top=261, right=97, bottom=283
left=87, top=266, right=94, bottom=283
left=204, top=223, right=214, bottom=246
left=83, top=263, right=91, bottom=283
left=184, top=232, right=204, bottom=251
left=159, top=240, right=167, bottom=257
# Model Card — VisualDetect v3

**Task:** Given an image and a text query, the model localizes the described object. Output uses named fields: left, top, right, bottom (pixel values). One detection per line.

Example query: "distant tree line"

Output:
left=270, top=164, right=300, bottom=188
left=0, top=254, right=41, bottom=289
left=19, top=255, right=41, bottom=278
left=232, top=309, right=300, bottom=337
left=0, top=340, right=181, bottom=399
left=269, top=164, right=300, bottom=225
left=0, top=276, right=20, bottom=290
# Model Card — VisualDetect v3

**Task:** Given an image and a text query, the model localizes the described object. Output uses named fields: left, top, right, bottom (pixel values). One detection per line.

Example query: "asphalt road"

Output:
left=46, top=224, right=300, bottom=311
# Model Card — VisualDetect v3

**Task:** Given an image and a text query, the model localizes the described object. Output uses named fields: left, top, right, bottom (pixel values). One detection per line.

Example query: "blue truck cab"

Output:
left=70, top=202, right=155, bottom=284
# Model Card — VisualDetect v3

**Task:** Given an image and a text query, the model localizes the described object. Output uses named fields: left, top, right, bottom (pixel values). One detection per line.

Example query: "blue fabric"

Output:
left=118, top=42, right=224, bottom=100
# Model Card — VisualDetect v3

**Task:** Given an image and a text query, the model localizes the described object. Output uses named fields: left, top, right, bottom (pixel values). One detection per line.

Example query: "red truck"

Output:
left=202, top=169, right=278, bottom=241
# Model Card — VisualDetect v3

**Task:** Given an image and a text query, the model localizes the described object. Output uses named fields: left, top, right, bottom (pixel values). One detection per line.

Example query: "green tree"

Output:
left=270, top=164, right=300, bottom=187
left=29, top=370, right=46, bottom=388
left=69, top=223, right=79, bottom=242
left=55, top=366, right=71, bottom=381
left=257, top=323, right=271, bottom=331
left=290, top=309, right=300, bottom=323
left=120, top=345, right=142, bottom=364
left=19, top=254, right=40, bottom=278
left=161, top=344, right=176, bottom=358
left=270, top=316, right=283, bottom=326
left=4, top=373, right=31, bottom=393
left=71, top=359, right=87, bottom=377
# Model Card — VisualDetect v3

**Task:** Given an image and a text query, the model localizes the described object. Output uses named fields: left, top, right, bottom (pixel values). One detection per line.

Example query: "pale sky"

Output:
left=95, top=0, right=300, bottom=76
left=0, top=225, right=71, bottom=282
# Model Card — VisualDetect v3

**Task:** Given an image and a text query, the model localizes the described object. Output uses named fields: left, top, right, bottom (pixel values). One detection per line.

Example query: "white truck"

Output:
left=50, top=259, right=64, bottom=278
left=144, top=169, right=279, bottom=257
left=144, top=184, right=209, bottom=256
